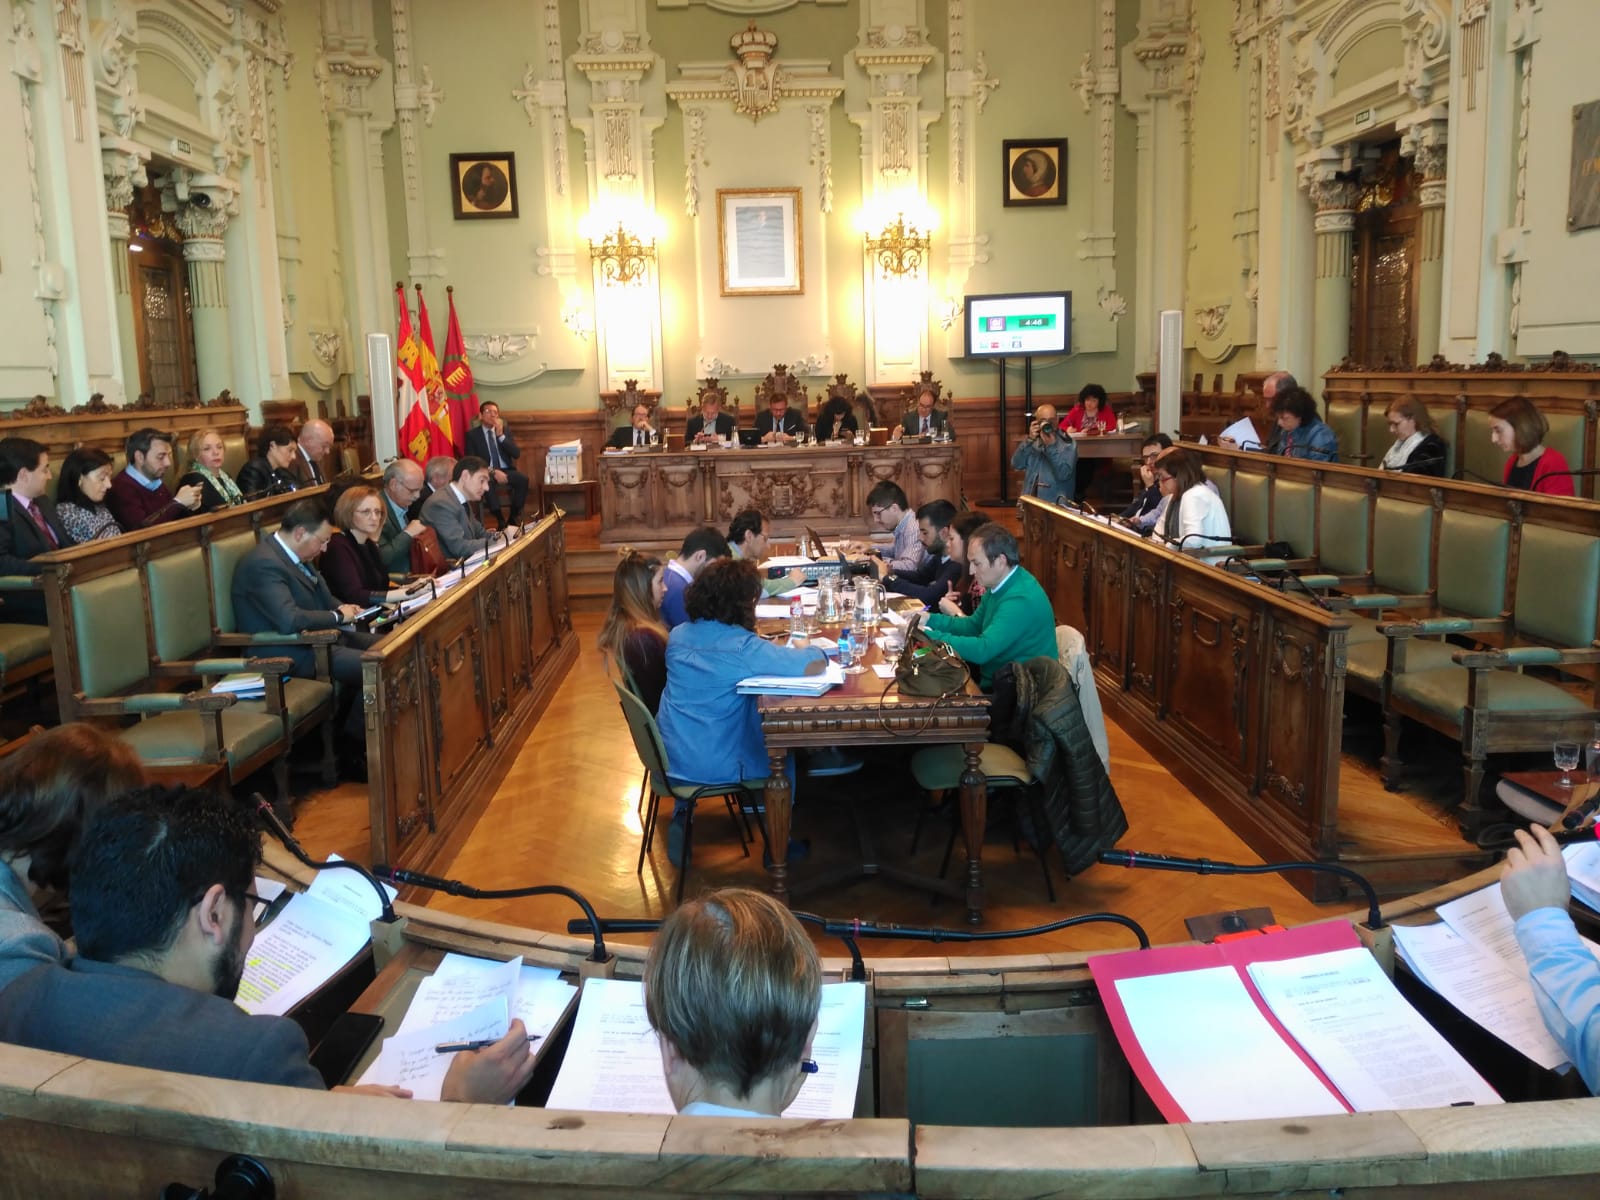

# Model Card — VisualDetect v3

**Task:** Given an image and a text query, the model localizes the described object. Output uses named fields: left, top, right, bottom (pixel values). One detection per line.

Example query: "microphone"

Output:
left=1458, top=467, right=1501, bottom=486
left=254, top=795, right=396, bottom=923
left=1171, top=532, right=1237, bottom=552
left=374, top=864, right=610, bottom=966
left=1530, top=468, right=1600, bottom=493
left=1099, top=849, right=1383, bottom=931
left=485, top=529, right=508, bottom=557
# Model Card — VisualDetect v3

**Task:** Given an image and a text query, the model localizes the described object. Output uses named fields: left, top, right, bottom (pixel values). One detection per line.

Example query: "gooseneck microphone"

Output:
left=254, top=795, right=397, bottom=923
left=1170, top=532, right=1237, bottom=552
left=567, top=909, right=1152, bottom=983
left=1099, top=849, right=1383, bottom=931
left=374, top=864, right=608, bottom=965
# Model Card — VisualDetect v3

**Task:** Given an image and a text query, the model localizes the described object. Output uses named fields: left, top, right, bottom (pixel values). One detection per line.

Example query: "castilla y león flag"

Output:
left=395, top=284, right=439, bottom=465
left=441, top=287, right=480, bottom=453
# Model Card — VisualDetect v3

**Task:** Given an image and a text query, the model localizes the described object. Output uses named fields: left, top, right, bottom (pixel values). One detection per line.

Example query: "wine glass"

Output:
left=1555, top=740, right=1582, bottom=787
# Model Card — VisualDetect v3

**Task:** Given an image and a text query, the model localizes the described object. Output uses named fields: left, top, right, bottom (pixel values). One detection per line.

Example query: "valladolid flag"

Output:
left=441, top=286, right=480, bottom=451
left=414, top=285, right=454, bottom=454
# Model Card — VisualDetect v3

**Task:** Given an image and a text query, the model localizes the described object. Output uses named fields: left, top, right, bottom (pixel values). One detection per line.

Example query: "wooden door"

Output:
left=1349, top=143, right=1421, bottom=370
left=128, top=242, right=200, bottom=404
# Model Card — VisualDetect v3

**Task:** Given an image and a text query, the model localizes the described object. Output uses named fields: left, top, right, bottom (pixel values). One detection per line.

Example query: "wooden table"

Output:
left=597, top=440, right=962, bottom=546
left=757, top=634, right=993, bottom=923
left=1067, top=429, right=1144, bottom=507
left=1501, top=769, right=1600, bottom=825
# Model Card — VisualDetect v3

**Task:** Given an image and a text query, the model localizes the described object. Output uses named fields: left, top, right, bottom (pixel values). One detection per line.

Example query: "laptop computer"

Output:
left=736, top=428, right=763, bottom=448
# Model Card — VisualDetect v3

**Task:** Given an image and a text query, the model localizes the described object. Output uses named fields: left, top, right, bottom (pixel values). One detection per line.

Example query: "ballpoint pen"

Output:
left=434, top=1033, right=542, bottom=1054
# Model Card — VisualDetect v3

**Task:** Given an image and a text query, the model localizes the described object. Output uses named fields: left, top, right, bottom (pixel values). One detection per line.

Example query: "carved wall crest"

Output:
left=727, top=22, right=780, bottom=121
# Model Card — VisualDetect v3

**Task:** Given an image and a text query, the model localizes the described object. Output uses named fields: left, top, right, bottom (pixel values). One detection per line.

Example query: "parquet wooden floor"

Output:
left=290, top=604, right=1481, bottom=961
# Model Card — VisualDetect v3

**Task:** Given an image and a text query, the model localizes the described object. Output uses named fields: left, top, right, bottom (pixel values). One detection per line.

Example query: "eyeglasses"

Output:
left=1156, top=473, right=1175, bottom=484
left=870, top=506, right=890, bottom=519
left=354, top=506, right=383, bottom=518
left=1141, top=452, right=1161, bottom=463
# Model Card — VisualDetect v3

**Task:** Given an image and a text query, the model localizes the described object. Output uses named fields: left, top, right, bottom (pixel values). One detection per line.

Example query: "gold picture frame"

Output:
left=717, top=187, right=803, bottom=296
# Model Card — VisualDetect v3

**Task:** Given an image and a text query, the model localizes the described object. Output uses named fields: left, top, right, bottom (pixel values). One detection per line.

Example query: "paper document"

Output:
left=736, top=661, right=845, bottom=696
left=1563, top=843, right=1600, bottom=913
left=1248, top=947, right=1500, bottom=1110
left=1112, top=965, right=1347, bottom=1122
left=234, top=857, right=397, bottom=1017
left=1219, top=416, right=1260, bottom=447
left=545, top=978, right=865, bottom=1118
left=755, top=603, right=794, bottom=619
left=1393, top=921, right=1569, bottom=1070
left=359, top=996, right=510, bottom=1102
left=763, top=556, right=815, bottom=569
left=871, top=664, right=896, bottom=679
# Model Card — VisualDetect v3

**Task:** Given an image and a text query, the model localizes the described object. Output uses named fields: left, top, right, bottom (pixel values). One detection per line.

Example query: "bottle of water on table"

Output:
left=789, top=593, right=806, bottom=642
left=838, top=624, right=855, bottom=670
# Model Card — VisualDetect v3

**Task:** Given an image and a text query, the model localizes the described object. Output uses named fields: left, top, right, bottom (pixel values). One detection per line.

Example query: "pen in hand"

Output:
left=434, top=1033, right=541, bottom=1055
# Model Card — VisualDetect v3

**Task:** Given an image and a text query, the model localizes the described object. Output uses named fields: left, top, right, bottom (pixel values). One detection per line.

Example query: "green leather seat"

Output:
left=911, top=743, right=1033, bottom=790
left=1347, top=630, right=1457, bottom=686
left=119, top=708, right=285, bottom=770
left=238, top=676, right=334, bottom=724
left=0, top=624, right=51, bottom=677
left=1390, top=666, right=1589, bottom=727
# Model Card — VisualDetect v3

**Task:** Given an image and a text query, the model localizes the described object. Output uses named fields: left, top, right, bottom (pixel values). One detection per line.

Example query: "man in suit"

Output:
left=0, top=784, right=536, bottom=1102
left=607, top=402, right=656, bottom=449
left=464, top=401, right=529, bottom=524
left=378, top=458, right=428, bottom=574
left=895, top=388, right=954, bottom=440
left=754, top=394, right=806, bottom=445
left=884, top=499, right=964, bottom=607
left=0, top=437, right=70, bottom=624
left=106, top=427, right=204, bottom=529
left=290, top=419, right=335, bottom=487
left=421, top=456, right=518, bottom=560
left=230, top=498, right=376, bottom=689
left=408, top=455, right=455, bottom=521
left=686, top=393, right=736, bottom=445
left=924, top=523, right=1057, bottom=689
left=659, top=525, right=728, bottom=628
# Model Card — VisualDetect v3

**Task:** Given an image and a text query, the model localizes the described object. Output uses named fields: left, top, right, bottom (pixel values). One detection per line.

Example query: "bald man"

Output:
left=291, top=419, right=335, bottom=487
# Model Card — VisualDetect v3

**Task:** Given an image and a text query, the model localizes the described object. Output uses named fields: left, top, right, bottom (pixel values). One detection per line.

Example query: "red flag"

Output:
left=395, top=284, right=437, bottom=465
left=414, top=286, right=455, bottom=454
left=441, top=287, right=480, bottom=446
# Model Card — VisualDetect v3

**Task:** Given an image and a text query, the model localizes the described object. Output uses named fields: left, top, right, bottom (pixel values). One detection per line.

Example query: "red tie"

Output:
left=23, top=501, right=57, bottom=548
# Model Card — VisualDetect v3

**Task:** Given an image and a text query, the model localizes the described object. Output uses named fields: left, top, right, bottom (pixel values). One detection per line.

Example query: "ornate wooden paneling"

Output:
left=365, top=516, right=576, bottom=878
left=1092, top=538, right=1129, bottom=679
left=1164, top=574, right=1252, bottom=772
left=1126, top=558, right=1164, bottom=704
left=596, top=443, right=962, bottom=544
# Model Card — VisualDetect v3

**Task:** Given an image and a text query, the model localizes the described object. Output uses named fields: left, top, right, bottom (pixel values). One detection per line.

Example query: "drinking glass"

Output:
left=881, top=633, right=904, bottom=671
left=1555, top=740, right=1582, bottom=787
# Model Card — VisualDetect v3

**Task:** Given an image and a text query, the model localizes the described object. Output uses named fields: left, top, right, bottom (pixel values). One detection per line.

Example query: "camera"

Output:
left=190, top=191, right=212, bottom=209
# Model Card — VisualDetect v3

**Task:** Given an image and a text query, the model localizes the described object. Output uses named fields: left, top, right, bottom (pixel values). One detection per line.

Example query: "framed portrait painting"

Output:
left=450, top=152, right=519, bottom=220
left=717, top=187, right=803, bottom=296
left=1002, top=138, right=1067, bottom=207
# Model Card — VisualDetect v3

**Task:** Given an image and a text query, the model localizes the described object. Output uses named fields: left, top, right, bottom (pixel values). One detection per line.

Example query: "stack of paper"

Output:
left=1393, top=867, right=1600, bottom=1070
left=545, top=978, right=866, bottom=1118
left=355, top=953, right=577, bottom=1101
left=211, top=673, right=266, bottom=700
left=1090, top=921, right=1499, bottom=1123
left=736, top=661, right=845, bottom=696
left=235, top=857, right=397, bottom=1017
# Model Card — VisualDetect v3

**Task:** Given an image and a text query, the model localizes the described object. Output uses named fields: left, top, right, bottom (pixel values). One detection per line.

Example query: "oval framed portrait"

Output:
left=1002, top=138, right=1067, bottom=207
left=450, top=152, right=519, bottom=220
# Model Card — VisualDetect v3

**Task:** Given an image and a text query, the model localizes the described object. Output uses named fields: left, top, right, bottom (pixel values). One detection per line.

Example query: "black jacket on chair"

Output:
left=990, top=657, right=1127, bottom=877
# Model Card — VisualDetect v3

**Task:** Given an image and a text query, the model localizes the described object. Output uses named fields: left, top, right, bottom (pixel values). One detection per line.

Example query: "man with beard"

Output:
left=0, top=786, right=534, bottom=1102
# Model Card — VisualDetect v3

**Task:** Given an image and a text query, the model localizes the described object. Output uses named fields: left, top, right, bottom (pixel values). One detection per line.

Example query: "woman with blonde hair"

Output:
left=178, top=427, right=246, bottom=512
left=1489, top=397, right=1574, bottom=496
left=596, top=548, right=668, bottom=714
left=1157, top=448, right=1232, bottom=549
left=0, top=723, right=145, bottom=991
left=322, top=485, right=411, bottom=608
left=1380, top=398, right=1448, bottom=476
left=643, top=887, right=822, bottom=1117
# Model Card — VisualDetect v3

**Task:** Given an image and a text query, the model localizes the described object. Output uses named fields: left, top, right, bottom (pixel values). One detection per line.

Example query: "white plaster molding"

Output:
left=309, top=329, right=342, bottom=368
left=1456, top=0, right=1489, bottom=109
left=806, top=103, right=833, bottom=213
left=1506, top=36, right=1533, bottom=337
left=92, top=2, right=143, bottom=139
left=464, top=333, right=534, bottom=364
left=657, top=0, right=848, bottom=10
left=666, top=32, right=845, bottom=130
left=945, top=0, right=1000, bottom=193
left=682, top=104, right=707, bottom=215
left=1194, top=303, right=1231, bottom=342
left=1398, top=0, right=1451, bottom=106
left=53, top=0, right=87, bottom=141
left=697, top=355, right=744, bottom=378
left=1097, top=289, right=1127, bottom=322
left=101, top=142, right=148, bottom=213
left=787, top=352, right=831, bottom=376
left=513, top=1, right=571, bottom=202
left=13, top=2, right=57, bottom=378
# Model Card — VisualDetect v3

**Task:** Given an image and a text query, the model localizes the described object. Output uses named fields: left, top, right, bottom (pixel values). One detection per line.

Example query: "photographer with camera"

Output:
left=1011, top=403, right=1078, bottom=503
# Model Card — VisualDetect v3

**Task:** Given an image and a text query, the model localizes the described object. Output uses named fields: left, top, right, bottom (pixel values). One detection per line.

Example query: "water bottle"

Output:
left=838, top=624, right=854, bottom=669
left=789, top=593, right=806, bottom=642
left=1588, top=721, right=1600, bottom=781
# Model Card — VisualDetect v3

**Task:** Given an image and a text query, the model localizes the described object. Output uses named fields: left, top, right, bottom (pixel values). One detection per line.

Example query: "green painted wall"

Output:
left=1331, top=27, right=1403, bottom=93
left=136, top=52, right=199, bottom=117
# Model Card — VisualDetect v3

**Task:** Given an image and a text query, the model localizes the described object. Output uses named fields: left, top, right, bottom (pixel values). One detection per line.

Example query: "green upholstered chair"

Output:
left=1324, top=399, right=1365, bottom=465
left=908, top=741, right=1056, bottom=902
left=61, top=567, right=291, bottom=790
left=222, top=434, right=249, bottom=479
left=149, top=545, right=337, bottom=795
left=0, top=621, right=52, bottom=694
left=612, top=678, right=760, bottom=904
left=1381, top=524, right=1600, bottom=831
left=1230, top=473, right=1269, bottom=547
left=207, top=529, right=338, bottom=681
left=1324, top=497, right=1432, bottom=698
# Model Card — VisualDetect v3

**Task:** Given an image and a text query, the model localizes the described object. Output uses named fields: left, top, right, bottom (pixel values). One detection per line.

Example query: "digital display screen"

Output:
left=964, top=292, right=1071, bottom=358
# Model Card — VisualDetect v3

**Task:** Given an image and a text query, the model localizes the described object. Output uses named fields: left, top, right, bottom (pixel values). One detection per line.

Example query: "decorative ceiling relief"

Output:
left=667, top=23, right=844, bottom=129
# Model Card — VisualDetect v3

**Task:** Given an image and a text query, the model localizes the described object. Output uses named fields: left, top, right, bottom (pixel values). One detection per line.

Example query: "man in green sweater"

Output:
left=728, top=507, right=804, bottom=596
left=925, top=523, right=1057, bottom=689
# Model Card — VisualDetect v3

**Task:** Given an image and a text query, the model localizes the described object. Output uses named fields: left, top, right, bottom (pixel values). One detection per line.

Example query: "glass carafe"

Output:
left=816, top=574, right=840, bottom=624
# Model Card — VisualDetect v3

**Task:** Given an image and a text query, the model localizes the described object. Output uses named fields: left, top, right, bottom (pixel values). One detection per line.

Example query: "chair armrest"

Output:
left=1380, top=616, right=1506, bottom=637
left=150, top=656, right=297, bottom=678
left=0, top=576, right=41, bottom=591
left=1456, top=646, right=1600, bottom=669
left=1329, top=593, right=1431, bottom=611
left=213, top=629, right=340, bottom=646
left=73, top=690, right=236, bottom=717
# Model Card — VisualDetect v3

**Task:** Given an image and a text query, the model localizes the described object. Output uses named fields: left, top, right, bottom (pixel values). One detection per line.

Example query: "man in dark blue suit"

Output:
left=686, top=392, right=737, bottom=445
left=0, top=785, right=538, bottom=1101
left=753, top=394, right=806, bottom=444
left=464, top=401, right=529, bottom=524
left=0, top=437, right=70, bottom=624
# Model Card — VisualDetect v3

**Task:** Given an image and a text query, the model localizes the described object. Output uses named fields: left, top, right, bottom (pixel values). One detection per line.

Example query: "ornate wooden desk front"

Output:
left=597, top=441, right=962, bottom=544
